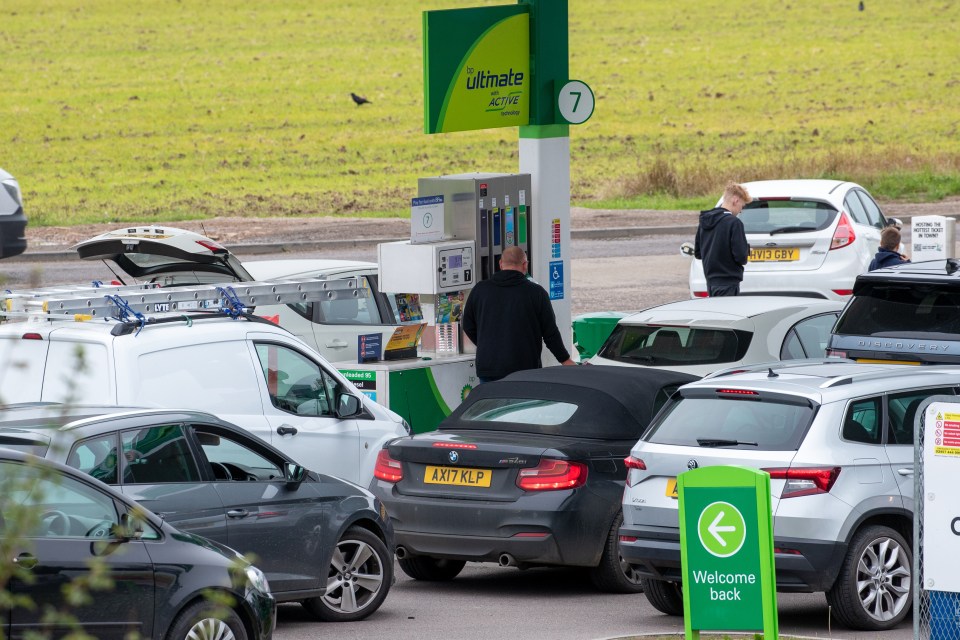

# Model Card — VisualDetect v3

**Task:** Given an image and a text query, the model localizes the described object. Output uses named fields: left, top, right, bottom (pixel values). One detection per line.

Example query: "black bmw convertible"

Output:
left=369, top=365, right=697, bottom=592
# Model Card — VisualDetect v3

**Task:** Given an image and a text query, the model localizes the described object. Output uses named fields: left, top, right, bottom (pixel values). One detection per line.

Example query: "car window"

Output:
left=68, top=434, right=121, bottom=485
left=834, top=285, right=960, bottom=338
left=461, top=398, right=577, bottom=425
left=738, top=200, right=837, bottom=235
left=645, top=397, right=815, bottom=450
left=0, top=460, right=119, bottom=539
left=844, top=192, right=869, bottom=226
left=194, top=426, right=283, bottom=481
left=887, top=388, right=956, bottom=445
left=255, top=343, right=338, bottom=416
left=856, top=190, right=885, bottom=229
left=598, top=325, right=751, bottom=366
left=780, top=313, right=839, bottom=360
left=843, top=397, right=882, bottom=444
left=120, top=424, right=201, bottom=484
left=317, top=277, right=379, bottom=325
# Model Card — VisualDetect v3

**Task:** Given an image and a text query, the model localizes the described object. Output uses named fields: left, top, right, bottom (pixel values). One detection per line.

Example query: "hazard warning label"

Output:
left=933, top=411, right=960, bottom=456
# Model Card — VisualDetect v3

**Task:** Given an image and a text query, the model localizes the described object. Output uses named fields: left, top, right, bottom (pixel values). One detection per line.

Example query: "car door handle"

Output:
left=897, top=468, right=914, bottom=476
left=277, top=425, right=298, bottom=436
left=227, top=509, right=250, bottom=519
left=13, top=553, right=37, bottom=569
left=325, top=339, right=349, bottom=348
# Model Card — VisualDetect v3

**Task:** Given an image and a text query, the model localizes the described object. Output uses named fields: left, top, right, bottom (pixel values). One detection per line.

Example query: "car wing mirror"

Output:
left=336, top=394, right=362, bottom=419
left=284, top=462, right=306, bottom=489
left=680, top=241, right=695, bottom=257
left=887, top=217, right=903, bottom=230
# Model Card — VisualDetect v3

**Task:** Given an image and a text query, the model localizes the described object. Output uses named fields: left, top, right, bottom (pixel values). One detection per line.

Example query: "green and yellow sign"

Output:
left=678, top=466, right=778, bottom=639
left=423, top=5, right=530, bottom=134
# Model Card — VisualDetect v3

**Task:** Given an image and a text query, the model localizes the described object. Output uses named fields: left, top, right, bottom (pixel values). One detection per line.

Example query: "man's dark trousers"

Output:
left=709, top=283, right=740, bottom=297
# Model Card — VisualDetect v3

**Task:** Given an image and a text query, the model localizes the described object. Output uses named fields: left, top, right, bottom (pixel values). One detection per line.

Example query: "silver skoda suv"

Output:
left=619, top=360, right=960, bottom=631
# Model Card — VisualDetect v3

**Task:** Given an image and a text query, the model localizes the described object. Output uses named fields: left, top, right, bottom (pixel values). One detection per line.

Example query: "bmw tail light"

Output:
left=764, top=466, right=840, bottom=498
left=830, top=211, right=856, bottom=250
left=517, top=459, right=587, bottom=491
left=373, top=449, right=403, bottom=483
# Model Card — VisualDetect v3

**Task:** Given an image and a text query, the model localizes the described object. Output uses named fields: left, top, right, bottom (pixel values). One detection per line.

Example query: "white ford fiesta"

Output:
left=687, top=179, right=901, bottom=300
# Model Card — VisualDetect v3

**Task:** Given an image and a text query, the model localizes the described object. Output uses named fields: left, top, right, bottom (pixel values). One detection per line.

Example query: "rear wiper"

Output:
left=769, top=226, right=815, bottom=235
left=696, top=438, right=759, bottom=447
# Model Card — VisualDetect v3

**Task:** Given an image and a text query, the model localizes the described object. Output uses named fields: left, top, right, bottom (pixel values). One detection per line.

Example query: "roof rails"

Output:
left=819, top=365, right=960, bottom=389
left=1, top=277, right=367, bottom=323
left=704, top=358, right=855, bottom=379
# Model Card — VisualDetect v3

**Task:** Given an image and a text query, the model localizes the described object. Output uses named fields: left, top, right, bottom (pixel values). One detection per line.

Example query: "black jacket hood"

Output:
left=699, top=207, right=732, bottom=231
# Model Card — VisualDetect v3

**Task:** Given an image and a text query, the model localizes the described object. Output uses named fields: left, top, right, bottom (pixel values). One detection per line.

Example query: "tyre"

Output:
left=166, top=600, right=247, bottom=640
left=642, top=578, right=684, bottom=616
left=303, top=526, right=392, bottom=622
left=398, top=555, right=466, bottom=581
left=826, top=524, right=912, bottom=631
left=589, top=512, right=645, bottom=593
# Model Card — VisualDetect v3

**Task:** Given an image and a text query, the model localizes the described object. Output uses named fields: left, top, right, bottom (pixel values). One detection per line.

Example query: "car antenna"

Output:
left=768, top=368, right=779, bottom=378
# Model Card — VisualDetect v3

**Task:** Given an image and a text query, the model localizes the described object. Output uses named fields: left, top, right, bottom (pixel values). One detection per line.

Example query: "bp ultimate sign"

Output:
left=678, top=466, right=778, bottom=639
left=422, top=4, right=529, bottom=134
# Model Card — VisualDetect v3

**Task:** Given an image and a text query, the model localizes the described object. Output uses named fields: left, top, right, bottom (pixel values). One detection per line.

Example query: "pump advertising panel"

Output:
left=423, top=5, right=530, bottom=134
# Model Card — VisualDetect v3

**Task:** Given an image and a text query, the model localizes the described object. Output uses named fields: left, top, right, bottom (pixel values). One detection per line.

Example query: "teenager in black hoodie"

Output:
left=462, top=246, right=575, bottom=382
left=694, top=182, right=752, bottom=296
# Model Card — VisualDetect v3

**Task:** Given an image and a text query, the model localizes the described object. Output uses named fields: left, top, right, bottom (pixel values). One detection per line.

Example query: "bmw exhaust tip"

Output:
left=498, top=553, right=517, bottom=567
left=395, top=546, right=408, bottom=560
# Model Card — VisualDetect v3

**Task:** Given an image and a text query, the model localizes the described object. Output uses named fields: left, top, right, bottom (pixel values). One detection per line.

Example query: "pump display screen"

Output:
left=448, top=254, right=463, bottom=269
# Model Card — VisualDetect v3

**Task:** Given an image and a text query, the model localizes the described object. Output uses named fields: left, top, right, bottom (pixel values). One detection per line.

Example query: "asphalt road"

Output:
left=2, top=233, right=918, bottom=639
left=274, top=562, right=911, bottom=640
left=0, top=234, right=694, bottom=316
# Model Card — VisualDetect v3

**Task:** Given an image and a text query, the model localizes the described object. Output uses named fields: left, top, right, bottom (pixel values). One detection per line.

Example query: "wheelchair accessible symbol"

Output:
left=548, top=260, right=564, bottom=301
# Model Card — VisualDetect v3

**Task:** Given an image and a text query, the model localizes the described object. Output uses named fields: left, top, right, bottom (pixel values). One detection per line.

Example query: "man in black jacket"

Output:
left=463, top=246, right=575, bottom=382
left=694, top=182, right=752, bottom=296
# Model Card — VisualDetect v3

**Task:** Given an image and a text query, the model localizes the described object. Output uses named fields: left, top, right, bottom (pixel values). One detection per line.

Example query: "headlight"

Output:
left=245, top=565, right=271, bottom=594
left=2, top=179, right=22, bottom=207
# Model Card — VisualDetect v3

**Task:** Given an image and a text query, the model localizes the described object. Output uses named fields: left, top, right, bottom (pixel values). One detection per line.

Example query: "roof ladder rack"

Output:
left=1, top=277, right=367, bottom=322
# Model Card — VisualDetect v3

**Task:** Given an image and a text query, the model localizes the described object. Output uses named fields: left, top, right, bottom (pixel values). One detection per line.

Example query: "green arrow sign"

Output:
left=678, top=466, right=778, bottom=639
left=697, top=501, right=746, bottom=558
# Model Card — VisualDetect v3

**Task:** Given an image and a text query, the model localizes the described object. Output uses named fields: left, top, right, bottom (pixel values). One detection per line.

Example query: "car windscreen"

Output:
left=598, top=325, right=752, bottom=366
left=739, top=200, right=838, bottom=235
left=643, top=396, right=816, bottom=451
left=0, top=435, right=49, bottom=456
left=834, top=284, right=960, bottom=339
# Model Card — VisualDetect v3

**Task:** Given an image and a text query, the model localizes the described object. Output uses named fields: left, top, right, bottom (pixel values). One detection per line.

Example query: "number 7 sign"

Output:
left=557, top=80, right=595, bottom=125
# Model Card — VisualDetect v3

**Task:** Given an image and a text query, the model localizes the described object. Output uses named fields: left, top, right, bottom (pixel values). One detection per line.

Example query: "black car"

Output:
left=0, top=448, right=275, bottom=640
left=828, top=259, right=960, bottom=365
left=369, top=365, right=697, bottom=592
left=0, top=405, right=394, bottom=622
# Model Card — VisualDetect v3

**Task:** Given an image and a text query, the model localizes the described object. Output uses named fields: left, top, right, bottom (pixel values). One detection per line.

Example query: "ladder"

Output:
left=1, top=277, right=368, bottom=321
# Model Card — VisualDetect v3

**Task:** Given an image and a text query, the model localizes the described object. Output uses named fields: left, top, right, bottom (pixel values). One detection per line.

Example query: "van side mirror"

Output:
left=680, top=242, right=695, bottom=257
left=336, top=394, right=362, bottom=419
left=284, top=462, right=306, bottom=489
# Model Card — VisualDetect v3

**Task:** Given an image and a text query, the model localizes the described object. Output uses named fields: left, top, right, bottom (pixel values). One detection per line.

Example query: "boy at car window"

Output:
left=868, top=226, right=910, bottom=271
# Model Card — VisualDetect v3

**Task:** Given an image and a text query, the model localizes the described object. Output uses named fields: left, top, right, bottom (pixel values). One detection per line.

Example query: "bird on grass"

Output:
left=351, top=92, right=371, bottom=107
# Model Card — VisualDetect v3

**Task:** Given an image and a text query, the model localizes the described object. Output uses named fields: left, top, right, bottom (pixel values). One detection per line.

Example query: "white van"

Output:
left=0, top=310, right=408, bottom=485
left=0, top=167, right=27, bottom=259
left=73, top=226, right=403, bottom=363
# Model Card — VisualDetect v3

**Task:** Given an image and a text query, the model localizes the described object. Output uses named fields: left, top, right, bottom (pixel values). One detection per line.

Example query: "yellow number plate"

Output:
left=856, top=358, right=921, bottom=366
left=665, top=478, right=678, bottom=499
left=749, top=248, right=799, bottom=262
left=424, top=465, right=492, bottom=487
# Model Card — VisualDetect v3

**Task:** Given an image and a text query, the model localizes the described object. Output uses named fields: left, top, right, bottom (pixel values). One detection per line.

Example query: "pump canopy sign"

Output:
left=423, top=5, right=530, bottom=134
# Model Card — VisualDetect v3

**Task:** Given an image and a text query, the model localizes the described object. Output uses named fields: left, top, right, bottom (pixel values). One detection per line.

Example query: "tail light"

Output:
left=764, top=466, right=840, bottom=498
left=693, top=291, right=709, bottom=298
left=826, top=349, right=847, bottom=358
left=716, top=388, right=759, bottom=397
left=21, top=333, right=43, bottom=340
left=373, top=449, right=403, bottom=483
left=831, top=290, right=854, bottom=296
left=830, top=211, right=856, bottom=250
left=624, top=456, right=646, bottom=470
left=517, top=459, right=587, bottom=491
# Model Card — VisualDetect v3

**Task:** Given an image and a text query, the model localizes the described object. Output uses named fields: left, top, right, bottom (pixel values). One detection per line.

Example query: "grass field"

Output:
left=3, top=0, right=960, bottom=226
